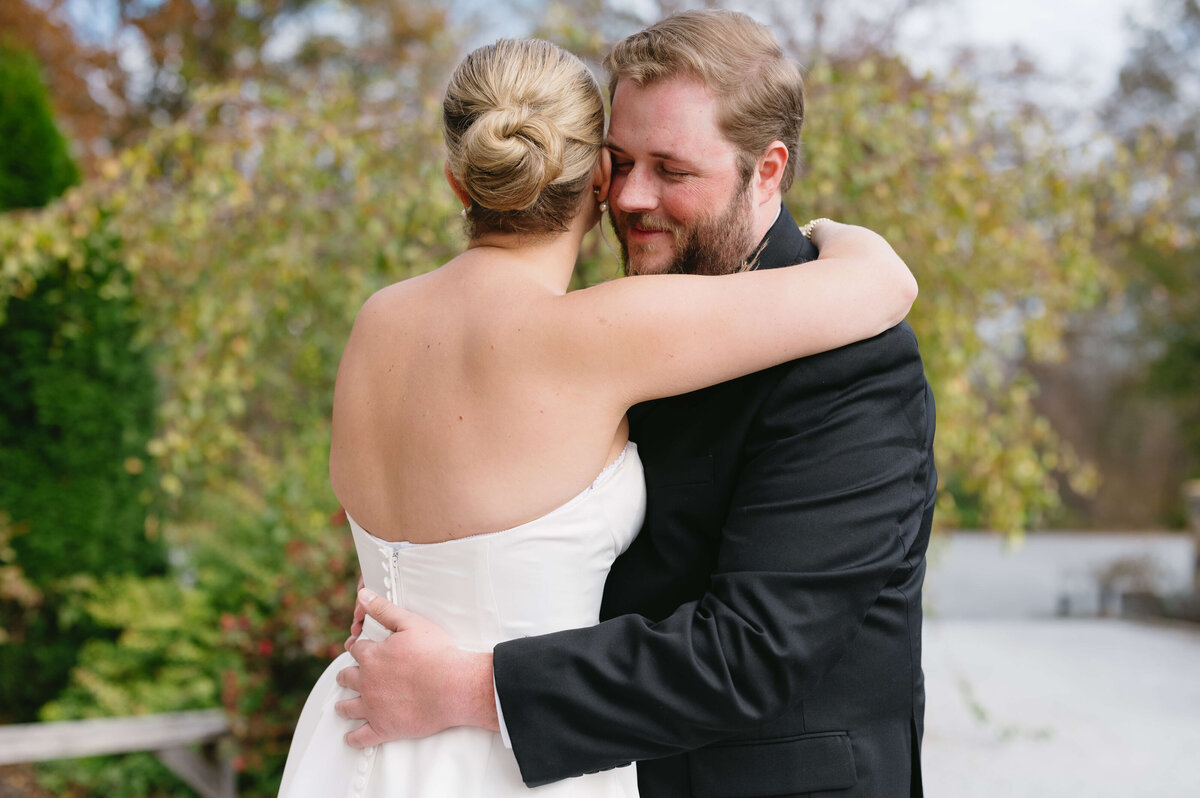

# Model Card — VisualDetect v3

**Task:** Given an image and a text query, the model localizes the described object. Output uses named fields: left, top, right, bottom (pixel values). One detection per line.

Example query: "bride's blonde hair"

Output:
left=443, top=39, right=605, bottom=237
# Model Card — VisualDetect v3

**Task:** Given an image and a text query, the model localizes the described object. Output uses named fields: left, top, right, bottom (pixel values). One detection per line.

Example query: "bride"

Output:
left=278, top=37, right=915, bottom=798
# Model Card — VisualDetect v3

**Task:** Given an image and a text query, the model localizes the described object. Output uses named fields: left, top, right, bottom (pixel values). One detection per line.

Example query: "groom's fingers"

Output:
left=334, top=694, right=365, bottom=721
left=357, top=587, right=417, bottom=633
left=335, top=663, right=362, bottom=692
left=345, top=721, right=385, bottom=750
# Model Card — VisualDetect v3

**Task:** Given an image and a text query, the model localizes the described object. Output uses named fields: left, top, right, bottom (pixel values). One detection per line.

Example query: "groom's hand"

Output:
left=334, top=588, right=499, bottom=748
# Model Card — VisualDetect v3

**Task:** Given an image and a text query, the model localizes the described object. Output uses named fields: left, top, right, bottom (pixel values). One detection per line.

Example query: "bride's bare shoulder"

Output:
left=354, top=268, right=442, bottom=327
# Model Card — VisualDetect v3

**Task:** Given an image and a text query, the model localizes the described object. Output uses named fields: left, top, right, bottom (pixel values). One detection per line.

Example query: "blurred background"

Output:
left=0, top=0, right=1197, bottom=795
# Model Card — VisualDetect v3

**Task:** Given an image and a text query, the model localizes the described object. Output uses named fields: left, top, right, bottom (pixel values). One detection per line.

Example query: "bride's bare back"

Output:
left=330, top=247, right=630, bottom=544
left=331, top=217, right=914, bottom=544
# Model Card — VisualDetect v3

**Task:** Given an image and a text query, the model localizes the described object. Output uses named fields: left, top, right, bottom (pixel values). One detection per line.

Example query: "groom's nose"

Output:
left=612, top=165, right=658, bottom=214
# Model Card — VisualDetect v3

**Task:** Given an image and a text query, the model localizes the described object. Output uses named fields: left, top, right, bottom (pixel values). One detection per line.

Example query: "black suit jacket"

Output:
left=494, top=206, right=937, bottom=798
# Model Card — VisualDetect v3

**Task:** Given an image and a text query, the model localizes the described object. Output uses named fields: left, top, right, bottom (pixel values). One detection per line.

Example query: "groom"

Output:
left=336, top=10, right=936, bottom=797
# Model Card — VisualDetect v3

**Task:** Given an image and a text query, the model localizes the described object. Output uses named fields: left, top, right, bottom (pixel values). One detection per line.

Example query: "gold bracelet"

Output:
left=800, top=217, right=831, bottom=240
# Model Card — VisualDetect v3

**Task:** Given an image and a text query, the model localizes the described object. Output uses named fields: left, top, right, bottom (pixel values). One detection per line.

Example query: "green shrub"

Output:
left=0, top=39, right=79, bottom=211
left=0, top=208, right=163, bottom=721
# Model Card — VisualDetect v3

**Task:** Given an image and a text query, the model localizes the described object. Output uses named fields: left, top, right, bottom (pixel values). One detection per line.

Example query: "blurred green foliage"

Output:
left=795, top=54, right=1142, bottom=532
left=0, top=38, right=79, bottom=209
left=0, top=212, right=163, bottom=720
left=0, top=3, right=1193, bottom=796
left=1105, top=0, right=1200, bottom=483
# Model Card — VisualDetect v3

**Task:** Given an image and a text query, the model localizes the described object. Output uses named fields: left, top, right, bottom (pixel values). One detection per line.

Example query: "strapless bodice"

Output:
left=348, top=443, right=646, bottom=652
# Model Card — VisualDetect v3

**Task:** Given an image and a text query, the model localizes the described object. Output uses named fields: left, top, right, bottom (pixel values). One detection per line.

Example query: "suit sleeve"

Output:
left=493, top=323, right=936, bottom=787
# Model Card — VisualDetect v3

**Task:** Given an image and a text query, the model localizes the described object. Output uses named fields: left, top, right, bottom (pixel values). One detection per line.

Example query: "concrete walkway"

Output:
left=922, top=618, right=1200, bottom=797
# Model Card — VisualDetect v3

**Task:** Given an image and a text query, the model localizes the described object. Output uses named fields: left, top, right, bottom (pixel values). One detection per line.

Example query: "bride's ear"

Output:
left=444, top=162, right=472, bottom=209
left=593, top=147, right=612, bottom=204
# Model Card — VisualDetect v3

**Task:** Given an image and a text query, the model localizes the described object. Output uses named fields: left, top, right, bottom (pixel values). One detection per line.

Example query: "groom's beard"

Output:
left=614, top=183, right=756, bottom=277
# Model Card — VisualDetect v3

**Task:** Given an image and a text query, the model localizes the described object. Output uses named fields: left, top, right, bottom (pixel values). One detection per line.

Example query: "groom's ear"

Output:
left=593, top=147, right=612, bottom=204
left=752, top=141, right=789, bottom=203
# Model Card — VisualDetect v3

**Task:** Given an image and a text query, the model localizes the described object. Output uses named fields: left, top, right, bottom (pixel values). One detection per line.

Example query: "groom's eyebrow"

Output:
left=606, top=140, right=632, bottom=157
left=606, top=140, right=698, bottom=168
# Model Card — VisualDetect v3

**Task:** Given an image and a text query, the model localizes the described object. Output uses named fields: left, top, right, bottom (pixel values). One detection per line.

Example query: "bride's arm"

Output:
left=534, top=219, right=916, bottom=406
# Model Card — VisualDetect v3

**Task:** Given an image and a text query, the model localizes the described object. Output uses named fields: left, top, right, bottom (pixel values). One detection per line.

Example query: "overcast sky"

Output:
left=495, top=0, right=1162, bottom=110
left=898, top=0, right=1158, bottom=106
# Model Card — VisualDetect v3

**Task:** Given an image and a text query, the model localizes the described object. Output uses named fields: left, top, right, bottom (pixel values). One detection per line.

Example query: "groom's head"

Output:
left=603, top=10, right=805, bottom=276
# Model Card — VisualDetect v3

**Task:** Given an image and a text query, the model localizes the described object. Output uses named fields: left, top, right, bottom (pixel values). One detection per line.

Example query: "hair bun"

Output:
left=460, top=105, right=565, bottom=212
left=442, top=38, right=605, bottom=236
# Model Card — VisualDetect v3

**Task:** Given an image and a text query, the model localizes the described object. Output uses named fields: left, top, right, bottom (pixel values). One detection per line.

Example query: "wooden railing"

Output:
left=0, top=709, right=235, bottom=798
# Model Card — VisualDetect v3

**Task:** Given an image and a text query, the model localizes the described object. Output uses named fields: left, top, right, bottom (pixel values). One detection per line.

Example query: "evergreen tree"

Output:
left=0, top=38, right=79, bottom=210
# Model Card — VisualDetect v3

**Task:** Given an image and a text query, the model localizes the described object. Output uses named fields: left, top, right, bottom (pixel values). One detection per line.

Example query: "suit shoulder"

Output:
left=770, top=322, right=924, bottom=386
left=757, top=322, right=933, bottom=441
left=847, top=320, right=921, bottom=359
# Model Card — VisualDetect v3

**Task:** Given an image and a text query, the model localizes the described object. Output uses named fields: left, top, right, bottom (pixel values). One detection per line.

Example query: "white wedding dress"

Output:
left=278, top=443, right=644, bottom=798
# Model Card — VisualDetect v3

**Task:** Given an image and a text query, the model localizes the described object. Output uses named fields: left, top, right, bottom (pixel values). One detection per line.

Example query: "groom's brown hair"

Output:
left=604, top=10, right=806, bottom=193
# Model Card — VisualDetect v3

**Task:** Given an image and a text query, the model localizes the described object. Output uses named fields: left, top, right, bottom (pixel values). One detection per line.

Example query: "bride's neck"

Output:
left=465, top=215, right=592, bottom=293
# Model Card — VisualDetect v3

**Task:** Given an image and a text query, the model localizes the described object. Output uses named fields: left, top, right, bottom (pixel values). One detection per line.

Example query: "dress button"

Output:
left=355, top=775, right=367, bottom=791
left=365, top=746, right=376, bottom=757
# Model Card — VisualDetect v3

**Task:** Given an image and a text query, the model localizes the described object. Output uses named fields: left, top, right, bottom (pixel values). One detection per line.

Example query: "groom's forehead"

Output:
left=607, top=78, right=723, bottom=139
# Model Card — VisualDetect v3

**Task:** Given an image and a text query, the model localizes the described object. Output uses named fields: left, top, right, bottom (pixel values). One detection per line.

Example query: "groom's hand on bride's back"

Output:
left=334, top=588, right=500, bottom=748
